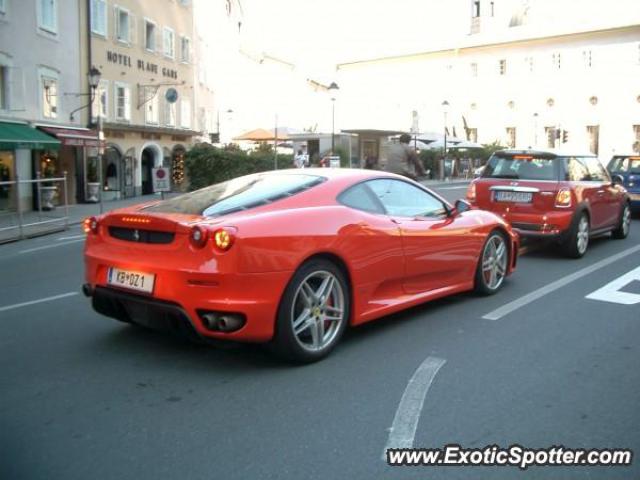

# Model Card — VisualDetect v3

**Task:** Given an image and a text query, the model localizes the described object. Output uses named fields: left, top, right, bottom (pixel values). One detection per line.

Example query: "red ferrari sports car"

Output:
left=83, top=169, right=518, bottom=362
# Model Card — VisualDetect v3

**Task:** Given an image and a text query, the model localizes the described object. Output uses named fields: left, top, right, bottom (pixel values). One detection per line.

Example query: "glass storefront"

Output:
left=0, top=150, right=15, bottom=211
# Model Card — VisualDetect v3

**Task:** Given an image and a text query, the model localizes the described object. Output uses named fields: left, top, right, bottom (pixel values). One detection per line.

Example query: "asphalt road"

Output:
left=1, top=182, right=639, bottom=480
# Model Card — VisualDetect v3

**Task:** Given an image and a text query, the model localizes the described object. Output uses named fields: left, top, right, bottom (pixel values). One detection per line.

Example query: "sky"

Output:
left=211, top=0, right=466, bottom=138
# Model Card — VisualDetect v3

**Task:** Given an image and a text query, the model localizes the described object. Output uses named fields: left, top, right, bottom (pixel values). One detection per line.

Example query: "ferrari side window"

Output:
left=367, top=179, right=447, bottom=218
left=338, top=183, right=385, bottom=214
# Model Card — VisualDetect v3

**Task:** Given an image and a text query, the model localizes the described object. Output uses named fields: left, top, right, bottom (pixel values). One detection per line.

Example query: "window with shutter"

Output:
left=91, top=0, right=107, bottom=36
left=41, top=75, right=58, bottom=119
left=165, top=98, right=176, bottom=127
left=180, top=99, right=191, bottom=128
left=145, top=88, right=159, bottom=125
left=180, top=36, right=191, bottom=63
left=92, top=80, right=109, bottom=121
left=115, top=83, right=130, bottom=121
left=163, top=28, right=175, bottom=59
left=145, top=20, right=157, bottom=51
left=115, top=6, right=132, bottom=44
left=39, top=0, right=58, bottom=33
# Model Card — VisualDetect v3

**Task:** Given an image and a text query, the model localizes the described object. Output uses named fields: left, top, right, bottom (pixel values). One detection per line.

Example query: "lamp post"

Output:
left=533, top=112, right=539, bottom=147
left=328, top=82, right=339, bottom=154
left=87, top=68, right=104, bottom=213
left=441, top=100, right=449, bottom=180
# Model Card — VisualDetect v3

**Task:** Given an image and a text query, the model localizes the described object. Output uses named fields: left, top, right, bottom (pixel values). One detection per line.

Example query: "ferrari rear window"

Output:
left=608, top=156, right=640, bottom=174
left=482, top=153, right=559, bottom=181
left=144, top=174, right=325, bottom=216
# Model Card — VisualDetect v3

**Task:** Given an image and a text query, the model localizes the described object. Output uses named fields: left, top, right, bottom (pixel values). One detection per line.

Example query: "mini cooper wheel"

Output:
left=475, top=231, right=508, bottom=295
left=612, top=203, right=631, bottom=240
left=271, top=259, right=350, bottom=363
left=564, top=212, right=590, bottom=258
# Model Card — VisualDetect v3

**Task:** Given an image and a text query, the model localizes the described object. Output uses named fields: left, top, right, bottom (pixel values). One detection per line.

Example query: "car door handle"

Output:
left=596, top=190, right=605, bottom=195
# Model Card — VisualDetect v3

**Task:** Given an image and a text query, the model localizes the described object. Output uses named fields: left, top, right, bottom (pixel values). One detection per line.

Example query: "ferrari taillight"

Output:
left=466, top=183, right=476, bottom=202
left=555, top=189, right=572, bottom=208
left=213, top=227, right=236, bottom=252
left=83, top=216, right=99, bottom=234
left=190, top=225, right=209, bottom=248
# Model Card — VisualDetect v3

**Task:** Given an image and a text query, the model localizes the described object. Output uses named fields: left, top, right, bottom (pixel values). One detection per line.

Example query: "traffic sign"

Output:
left=152, top=167, right=171, bottom=192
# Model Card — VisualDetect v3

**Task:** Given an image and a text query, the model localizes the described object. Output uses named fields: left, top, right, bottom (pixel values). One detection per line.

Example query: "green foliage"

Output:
left=185, top=143, right=294, bottom=191
left=418, top=149, right=438, bottom=177
left=332, top=147, right=351, bottom=167
left=87, top=159, right=98, bottom=183
left=478, top=141, right=506, bottom=163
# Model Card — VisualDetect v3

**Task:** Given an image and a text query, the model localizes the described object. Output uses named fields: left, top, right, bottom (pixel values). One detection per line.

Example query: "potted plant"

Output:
left=40, top=160, right=58, bottom=210
left=86, top=160, right=100, bottom=203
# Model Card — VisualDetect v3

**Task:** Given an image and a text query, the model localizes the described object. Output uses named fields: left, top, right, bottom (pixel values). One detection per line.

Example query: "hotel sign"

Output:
left=106, top=51, right=179, bottom=80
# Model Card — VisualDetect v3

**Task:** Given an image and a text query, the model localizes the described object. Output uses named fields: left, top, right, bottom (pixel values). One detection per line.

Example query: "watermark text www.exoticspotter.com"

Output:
left=386, top=444, right=633, bottom=470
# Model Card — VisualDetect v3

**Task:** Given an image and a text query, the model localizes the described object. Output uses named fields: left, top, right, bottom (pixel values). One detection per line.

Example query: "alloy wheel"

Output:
left=577, top=215, right=589, bottom=255
left=290, top=270, right=345, bottom=353
left=622, top=205, right=631, bottom=237
left=481, top=234, right=507, bottom=291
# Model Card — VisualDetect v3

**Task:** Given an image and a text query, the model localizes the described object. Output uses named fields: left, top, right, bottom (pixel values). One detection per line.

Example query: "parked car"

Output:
left=83, top=169, right=518, bottom=363
left=606, top=154, right=640, bottom=212
left=466, top=149, right=630, bottom=258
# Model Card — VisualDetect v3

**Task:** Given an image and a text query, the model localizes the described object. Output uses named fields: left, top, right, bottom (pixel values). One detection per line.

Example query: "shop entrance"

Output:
left=141, top=147, right=154, bottom=195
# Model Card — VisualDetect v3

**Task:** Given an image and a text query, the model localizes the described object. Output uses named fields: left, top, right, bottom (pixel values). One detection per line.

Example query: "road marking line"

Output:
left=383, top=356, right=446, bottom=460
left=482, top=243, right=640, bottom=320
left=586, top=265, right=640, bottom=305
left=0, top=292, right=79, bottom=312
left=58, top=234, right=86, bottom=241
left=19, top=239, right=85, bottom=254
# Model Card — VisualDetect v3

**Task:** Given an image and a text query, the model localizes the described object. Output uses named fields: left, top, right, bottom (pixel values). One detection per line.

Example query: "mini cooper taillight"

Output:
left=466, top=183, right=477, bottom=202
left=83, top=216, right=99, bottom=234
left=555, top=189, right=572, bottom=208
left=213, top=227, right=236, bottom=252
left=190, top=225, right=209, bottom=248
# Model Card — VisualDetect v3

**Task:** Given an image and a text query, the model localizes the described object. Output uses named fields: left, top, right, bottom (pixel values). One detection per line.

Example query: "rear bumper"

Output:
left=85, top=253, right=293, bottom=342
left=91, top=286, right=203, bottom=342
left=501, top=211, right=574, bottom=239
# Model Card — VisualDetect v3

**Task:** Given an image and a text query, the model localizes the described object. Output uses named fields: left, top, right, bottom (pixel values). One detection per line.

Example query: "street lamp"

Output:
left=88, top=67, right=101, bottom=91
left=328, top=82, right=339, bottom=154
left=533, top=112, right=539, bottom=147
left=441, top=100, right=450, bottom=180
left=89, top=68, right=104, bottom=214
left=69, top=67, right=102, bottom=122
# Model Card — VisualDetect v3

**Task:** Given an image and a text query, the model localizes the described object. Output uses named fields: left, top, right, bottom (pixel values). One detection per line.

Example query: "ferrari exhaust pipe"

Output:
left=217, top=315, right=244, bottom=332
left=200, top=312, right=246, bottom=333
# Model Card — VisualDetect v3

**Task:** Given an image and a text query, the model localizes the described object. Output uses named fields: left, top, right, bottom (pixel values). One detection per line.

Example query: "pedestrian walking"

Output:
left=384, top=133, right=425, bottom=180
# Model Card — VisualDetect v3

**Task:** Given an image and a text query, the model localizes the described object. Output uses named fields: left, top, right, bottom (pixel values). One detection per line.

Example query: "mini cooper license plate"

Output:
left=108, top=268, right=155, bottom=294
left=494, top=191, right=533, bottom=203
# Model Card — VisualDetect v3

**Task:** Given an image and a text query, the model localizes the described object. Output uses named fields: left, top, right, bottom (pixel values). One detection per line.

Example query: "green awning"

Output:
left=0, top=122, right=61, bottom=150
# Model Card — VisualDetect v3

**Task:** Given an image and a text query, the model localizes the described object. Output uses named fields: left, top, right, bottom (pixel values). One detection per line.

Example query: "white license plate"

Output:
left=108, top=268, right=155, bottom=294
left=629, top=193, right=640, bottom=201
left=494, top=191, right=533, bottom=203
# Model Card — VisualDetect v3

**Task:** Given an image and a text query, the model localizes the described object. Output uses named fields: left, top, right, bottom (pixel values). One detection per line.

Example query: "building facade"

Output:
left=336, top=0, right=640, bottom=161
left=79, top=0, right=199, bottom=199
left=0, top=0, right=94, bottom=210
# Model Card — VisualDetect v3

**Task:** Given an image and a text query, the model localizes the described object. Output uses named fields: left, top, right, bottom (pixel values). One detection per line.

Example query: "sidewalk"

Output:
left=0, top=193, right=173, bottom=243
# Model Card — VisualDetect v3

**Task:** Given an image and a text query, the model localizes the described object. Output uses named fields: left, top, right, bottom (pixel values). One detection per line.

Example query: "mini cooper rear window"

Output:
left=482, top=153, right=558, bottom=181
left=144, top=174, right=325, bottom=216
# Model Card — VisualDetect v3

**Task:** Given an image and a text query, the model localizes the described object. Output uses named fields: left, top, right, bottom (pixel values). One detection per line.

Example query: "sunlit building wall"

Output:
left=337, top=0, right=640, bottom=160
